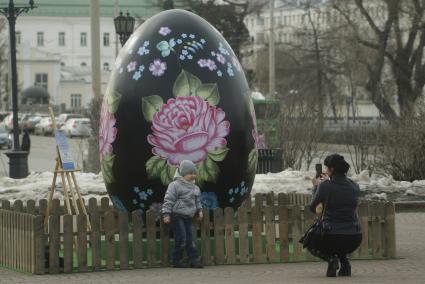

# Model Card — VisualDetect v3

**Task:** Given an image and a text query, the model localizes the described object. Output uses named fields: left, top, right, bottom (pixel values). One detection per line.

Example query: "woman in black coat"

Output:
left=310, top=154, right=362, bottom=277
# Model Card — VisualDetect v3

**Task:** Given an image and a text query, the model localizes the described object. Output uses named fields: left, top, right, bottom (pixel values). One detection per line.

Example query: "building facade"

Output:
left=3, top=0, right=172, bottom=111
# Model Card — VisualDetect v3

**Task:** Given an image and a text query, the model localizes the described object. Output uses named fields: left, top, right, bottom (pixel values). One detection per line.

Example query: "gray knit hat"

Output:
left=178, top=160, right=197, bottom=177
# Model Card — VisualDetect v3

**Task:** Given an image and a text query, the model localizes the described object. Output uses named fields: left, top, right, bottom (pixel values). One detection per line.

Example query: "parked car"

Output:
left=23, top=115, right=47, bottom=133
left=0, top=125, right=12, bottom=149
left=2, top=113, right=31, bottom=133
left=63, top=118, right=91, bottom=138
left=34, top=117, right=54, bottom=136
left=56, top=113, right=83, bottom=129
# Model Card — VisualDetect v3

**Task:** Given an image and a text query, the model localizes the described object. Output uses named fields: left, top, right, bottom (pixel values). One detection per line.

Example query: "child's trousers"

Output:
left=171, top=215, right=199, bottom=265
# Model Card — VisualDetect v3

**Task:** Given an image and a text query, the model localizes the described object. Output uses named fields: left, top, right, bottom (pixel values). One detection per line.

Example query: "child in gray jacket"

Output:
left=162, top=160, right=203, bottom=268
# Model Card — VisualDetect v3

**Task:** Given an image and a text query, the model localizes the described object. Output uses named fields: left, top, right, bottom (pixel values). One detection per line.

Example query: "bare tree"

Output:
left=332, top=0, right=425, bottom=122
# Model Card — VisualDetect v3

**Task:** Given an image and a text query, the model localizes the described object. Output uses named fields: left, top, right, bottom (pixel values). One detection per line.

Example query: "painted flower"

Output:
left=219, top=42, right=230, bottom=55
left=139, top=191, right=148, bottom=200
left=198, top=59, right=217, bottom=71
left=99, top=100, right=117, bottom=161
left=179, top=55, right=185, bottom=60
left=177, top=39, right=183, bottom=44
left=189, top=34, right=195, bottom=39
left=181, top=33, right=187, bottom=38
left=139, top=65, right=145, bottom=72
left=217, top=70, right=223, bottom=77
left=156, top=39, right=176, bottom=57
left=147, top=96, right=230, bottom=166
left=149, top=202, right=163, bottom=220
left=216, top=54, right=226, bottom=64
left=127, top=61, right=137, bottom=72
left=187, top=54, right=193, bottom=60
left=133, top=71, right=142, bottom=80
left=149, top=59, right=167, bottom=76
left=201, top=192, right=219, bottom=209
left=200, top=38, right=206, bottom=44
left=137, top=46, right=149, bottom=56
left=111, top=195, right=127, bottom=212
left=159, top=26, right=172, bottom=36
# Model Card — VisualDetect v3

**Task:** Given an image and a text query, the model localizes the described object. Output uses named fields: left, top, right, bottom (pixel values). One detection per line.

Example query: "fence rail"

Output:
left=0, top=193, right=396, bottom=274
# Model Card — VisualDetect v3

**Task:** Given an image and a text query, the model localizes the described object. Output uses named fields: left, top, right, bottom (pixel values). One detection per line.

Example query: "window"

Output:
left=80, top=32, right=87, bottom=46
left=103, top=32, right=110, bottom=46
left=35, top=73, right=48, bottom=90
left=103, top=62, right=110, bottom=71
left=37, top=32, right=44, bottom=46
left=59, top=32, right=65, bottom=46
left=80, top=62, right=87, bottom=67
left=16, top=31, right=21, bottom=44
left=61, top=62, right=65, bottom=66
left=70, top=94, right=82, bottom=109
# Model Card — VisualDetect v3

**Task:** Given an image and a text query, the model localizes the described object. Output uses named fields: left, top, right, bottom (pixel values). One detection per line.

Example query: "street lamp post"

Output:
left=114, top=11, right=135, bottom=47
left=0, top=0, right=37, bottom=178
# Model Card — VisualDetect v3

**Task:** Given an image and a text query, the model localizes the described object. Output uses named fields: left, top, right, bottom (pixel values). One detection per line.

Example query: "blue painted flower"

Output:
left=227, top=67, right=235, bottom=77
left=181, top=33, right=187, bottom=38
left=228, top=188, right=233, bottom=195
left=156, top=39, right=176, bottom=57
left=139, top=191, right=148, bottom=200
left=176, top=38, right=183, bottom=44
left=187, top=54, right=193, bottom=60
left=189, top=34, right=195, bottom=39
left=229, top=197, right=235, bottom=203
left=217, top=70, right=223, bottom=77
left=201, top=192, right=219, bottom=209
left=111, top=195, right=127, bottom=212
left=137, top=46, right=149, bottom=56
left=133, top=186, right=140, bottom=193
left=128, top=49, right=133, bottom=55
left=182, top=49, right=188, bottom=55
left=179, top=55, right=185, bottom=60
left=211, top=51, right=216, bottom=56
left=138, top=65, right=145, bottom=72
left=219, top=42, right=230, bottom=55
left=147, top=189, right=153, bottom=195
left=235, top=187, right=239, bottom=194
left=143, top=41, right=149, bottom=47
left=200, top=38, right=206, bottom=44
left=132, top=71, right=142, bottom=80
left=133, top=199, right=138, bottom=205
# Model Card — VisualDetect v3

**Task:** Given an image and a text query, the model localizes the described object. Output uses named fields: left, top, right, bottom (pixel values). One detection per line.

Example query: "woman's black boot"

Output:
left=326, top=256, right=339, bottom=277
left=338, top=256, right=351, bottom=276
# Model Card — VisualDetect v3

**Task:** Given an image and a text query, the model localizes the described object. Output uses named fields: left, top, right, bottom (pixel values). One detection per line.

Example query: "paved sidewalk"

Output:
left=1, top=213, right=424, bottom=284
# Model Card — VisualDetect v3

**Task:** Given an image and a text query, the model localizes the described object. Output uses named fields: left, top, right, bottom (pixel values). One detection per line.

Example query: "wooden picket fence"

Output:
left=0, top=193, right=396, bottom=274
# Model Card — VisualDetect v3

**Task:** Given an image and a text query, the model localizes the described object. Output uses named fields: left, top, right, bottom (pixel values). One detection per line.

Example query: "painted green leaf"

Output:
left=173, top=70, right=202, bottom=97
left=208, top=147, right=229, bottom=162
left=141, top=95, right=164, bottom=122
left=106, top=86, right=123, bottom=114
left=247, top=149, right=258, bottom=175
left=196, top=156, right=219, bottom=186
left=146, top=156, right=166, bottom=179
left=101, top=154, right=115, bottom=184
left=160, top=164, right=177, bottom=185
left=196, top=83, right=220, bottom=106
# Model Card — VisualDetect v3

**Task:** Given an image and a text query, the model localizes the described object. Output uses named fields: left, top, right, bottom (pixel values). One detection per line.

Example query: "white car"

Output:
left=63, top=118, right=91, bottom=138
left=56, top=113, right=83, bottom=130
left=34, top=117, right=54, bottom=136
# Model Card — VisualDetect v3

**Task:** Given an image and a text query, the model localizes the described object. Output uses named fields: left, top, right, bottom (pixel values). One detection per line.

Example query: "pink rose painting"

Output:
left=99, top=100, right=117, bottom=162
left=143, top=70, right=230, bottom=185
left=148, top=96, right=230, bottom=166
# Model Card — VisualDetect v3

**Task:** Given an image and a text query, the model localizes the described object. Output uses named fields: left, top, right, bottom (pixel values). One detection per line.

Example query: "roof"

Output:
left=22, top=86, right=50, bottom=98
left=6, top=0, right=187, bottom=18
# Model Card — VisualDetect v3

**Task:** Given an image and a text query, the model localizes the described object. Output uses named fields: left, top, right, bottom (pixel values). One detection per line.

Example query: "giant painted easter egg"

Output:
left=100, top=9, right=259, bottom=213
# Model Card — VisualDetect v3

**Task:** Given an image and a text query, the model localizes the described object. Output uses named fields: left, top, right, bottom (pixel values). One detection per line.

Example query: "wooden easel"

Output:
left=44, top=107, right=91, bottom=231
